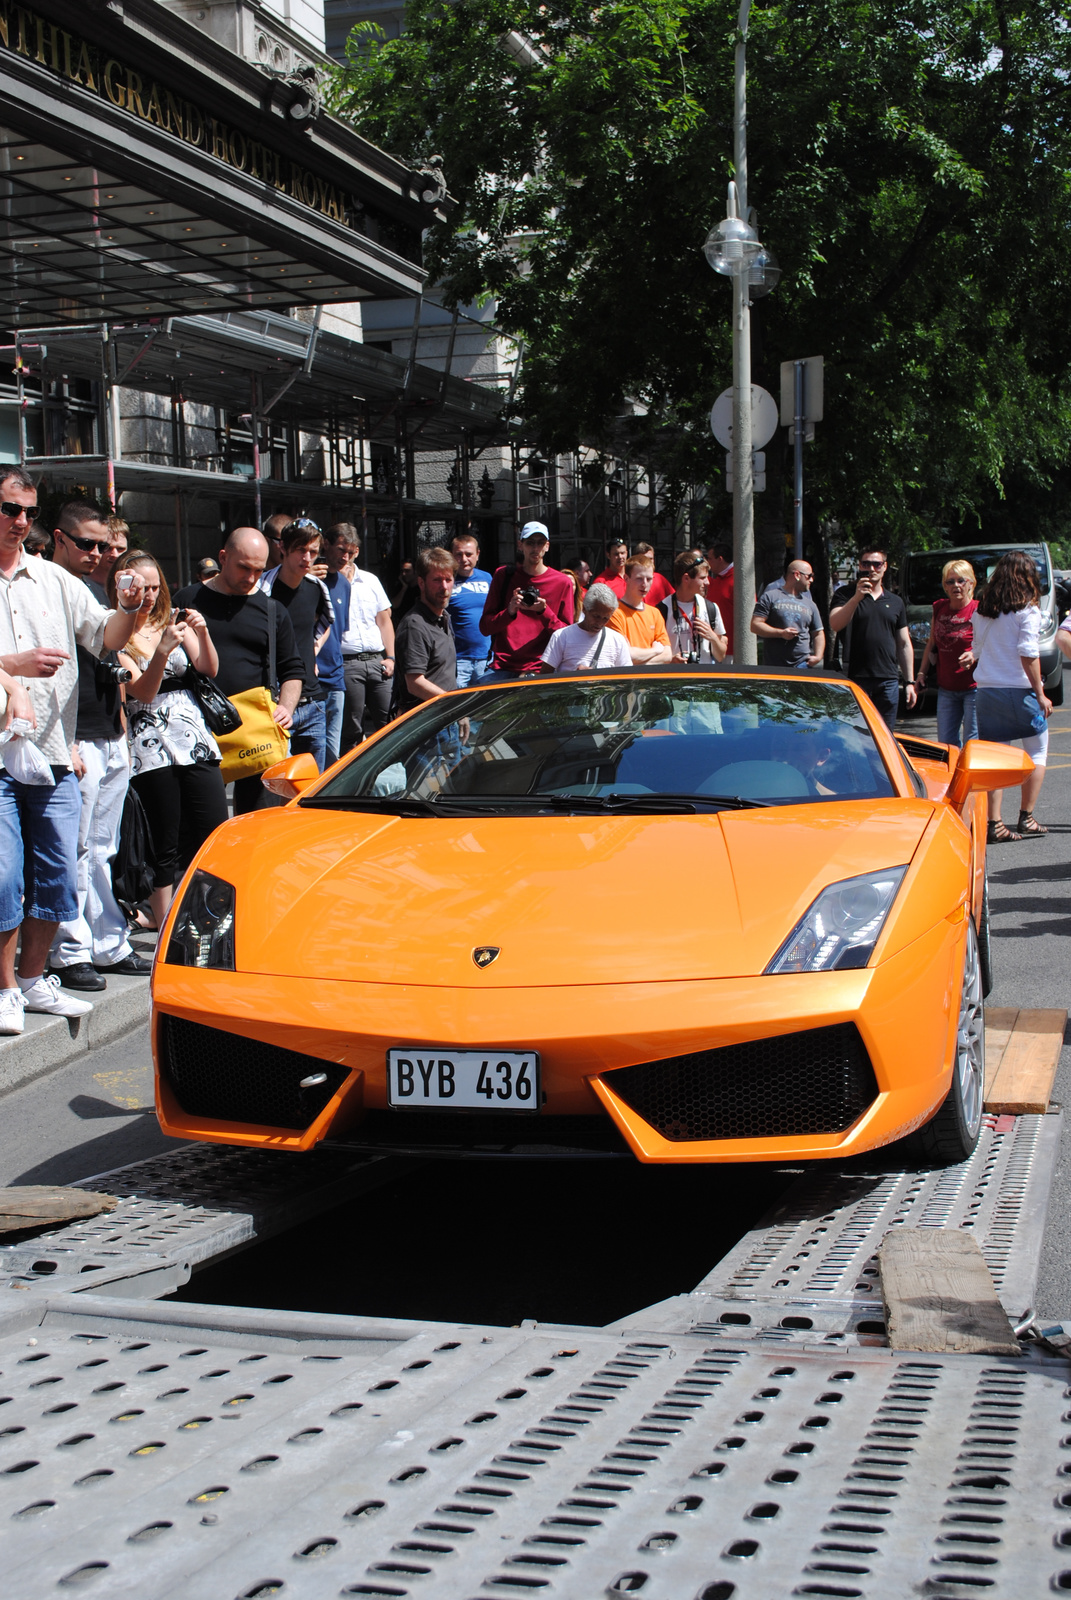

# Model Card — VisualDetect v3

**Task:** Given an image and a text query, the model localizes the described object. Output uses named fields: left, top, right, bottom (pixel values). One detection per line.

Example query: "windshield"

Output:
left=901, top=546, right=1051, bottom=604
left=304, top=678, right=897, bottom=815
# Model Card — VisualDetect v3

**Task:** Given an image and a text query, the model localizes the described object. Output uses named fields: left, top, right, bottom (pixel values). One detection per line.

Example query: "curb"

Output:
left=0, top=935, right=155, bottom=1098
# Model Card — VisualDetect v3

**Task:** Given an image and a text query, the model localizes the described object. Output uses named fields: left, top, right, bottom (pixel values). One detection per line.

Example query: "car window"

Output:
left=305, top=679, right=898, bottom=813
left=902, top=546, right=1050, bottom=602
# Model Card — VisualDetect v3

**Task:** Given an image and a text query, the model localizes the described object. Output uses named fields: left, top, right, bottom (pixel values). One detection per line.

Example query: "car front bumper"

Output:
left=152, top=915, right=966, bottom=1164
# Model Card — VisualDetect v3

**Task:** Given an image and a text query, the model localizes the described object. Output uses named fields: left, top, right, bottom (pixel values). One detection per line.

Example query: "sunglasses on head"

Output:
left=62, top=530, right=111, bottom=554
left=283, top=517, right=321, bottom=536
left=1, top=500, right=37, bottom=521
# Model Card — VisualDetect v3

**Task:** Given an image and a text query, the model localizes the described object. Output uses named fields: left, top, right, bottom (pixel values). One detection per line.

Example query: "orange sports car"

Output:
left=151, top=667, right=1031, bottom=1167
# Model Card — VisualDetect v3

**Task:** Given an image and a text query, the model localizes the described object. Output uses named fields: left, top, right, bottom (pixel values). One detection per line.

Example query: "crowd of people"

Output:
left=0, top=459, right=1061, bottom=1036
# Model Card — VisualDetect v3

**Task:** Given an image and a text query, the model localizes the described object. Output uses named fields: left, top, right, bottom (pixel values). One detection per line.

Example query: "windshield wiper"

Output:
left=299, top=793, right=442, bottom=816
left=545, top=791, right=770, bottom=812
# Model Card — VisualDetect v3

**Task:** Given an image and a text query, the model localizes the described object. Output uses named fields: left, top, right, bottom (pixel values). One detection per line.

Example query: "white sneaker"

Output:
left=18, top=974, right=93, bottom=1017
left=0, top=988, right=24, bottom=1035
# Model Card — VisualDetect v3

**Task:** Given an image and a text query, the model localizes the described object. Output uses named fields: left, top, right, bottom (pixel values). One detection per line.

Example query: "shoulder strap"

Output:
left=266, top=596, right=278, bottom=695
left=590, top=628, right=606, bottom=667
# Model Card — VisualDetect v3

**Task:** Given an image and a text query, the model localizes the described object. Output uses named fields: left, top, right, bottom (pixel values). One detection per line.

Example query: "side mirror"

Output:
left=261, top=752, right=321, bottom=800
left=946, top=738, right=1034, bottom=810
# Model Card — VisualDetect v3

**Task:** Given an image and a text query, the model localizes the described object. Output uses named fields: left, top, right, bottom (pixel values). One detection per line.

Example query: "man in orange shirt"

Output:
left=630, top=543, right=673, bottom=608
left=608, top=559, right=673, bottom=664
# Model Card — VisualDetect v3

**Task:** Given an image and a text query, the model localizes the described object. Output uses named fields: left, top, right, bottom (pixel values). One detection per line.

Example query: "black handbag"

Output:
left=111, top=787, right=156, bottom=914
left=180, top=666, right=243, bottom=736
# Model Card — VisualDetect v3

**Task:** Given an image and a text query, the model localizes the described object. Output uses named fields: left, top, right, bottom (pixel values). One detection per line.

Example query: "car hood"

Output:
left=206, top=800, right=935, bottom=987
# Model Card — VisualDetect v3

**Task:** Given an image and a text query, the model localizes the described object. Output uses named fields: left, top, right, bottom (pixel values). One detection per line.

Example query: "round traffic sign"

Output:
left=709, top=385, right=779, bottom=449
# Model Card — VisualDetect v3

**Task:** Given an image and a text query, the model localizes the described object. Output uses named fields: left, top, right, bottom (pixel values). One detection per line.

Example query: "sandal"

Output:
left=130, top=909, right=160, bottom=932
left=987, top=820, right=1022, bottom=843
left=1017, top=811, right=1048, bottom=837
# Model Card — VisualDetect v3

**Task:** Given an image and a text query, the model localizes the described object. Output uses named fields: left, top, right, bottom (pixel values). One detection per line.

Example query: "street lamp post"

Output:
left=703, top=0, right=762, bottom=666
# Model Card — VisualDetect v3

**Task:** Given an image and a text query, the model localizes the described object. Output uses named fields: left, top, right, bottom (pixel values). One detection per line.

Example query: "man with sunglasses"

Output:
left=829, top=548, right=916, bottom=730
left=46, top=503, right=150, bottom=992
left=0, top=470, right=147, bottom=1034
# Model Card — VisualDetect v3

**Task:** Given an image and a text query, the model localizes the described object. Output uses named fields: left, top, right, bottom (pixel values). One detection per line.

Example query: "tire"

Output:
left=914, top=920, right=985, bottom=1166
left=977, top=870, right=993, bottom=999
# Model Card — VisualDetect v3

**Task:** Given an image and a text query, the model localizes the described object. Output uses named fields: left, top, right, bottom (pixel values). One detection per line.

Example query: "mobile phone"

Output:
left=171, top=608, right=189, bottom=623
left=115, top=571, right=136, bottom=593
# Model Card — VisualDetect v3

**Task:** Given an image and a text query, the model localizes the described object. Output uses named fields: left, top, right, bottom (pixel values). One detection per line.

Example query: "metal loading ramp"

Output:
left=1, top=1301, right=1070, bottom=1598
left=616, top=1112, right=1062, bottom=1345
left=0, top=1111, right=1065, bottom=1596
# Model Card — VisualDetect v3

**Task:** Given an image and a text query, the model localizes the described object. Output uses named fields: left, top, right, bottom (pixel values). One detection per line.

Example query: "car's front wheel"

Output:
left=914, top=920, right=985, bottom=1166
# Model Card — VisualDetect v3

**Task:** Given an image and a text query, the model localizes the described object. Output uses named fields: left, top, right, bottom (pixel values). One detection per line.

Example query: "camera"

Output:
left=520, top=587, right=540, bottom=606
left=171, top=608, right=189, bottom=623
left=96, top=657, right=132, bottom=687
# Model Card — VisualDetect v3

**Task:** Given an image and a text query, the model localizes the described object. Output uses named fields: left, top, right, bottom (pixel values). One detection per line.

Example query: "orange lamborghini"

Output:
left=151, top=667, right=1031, bottom=1167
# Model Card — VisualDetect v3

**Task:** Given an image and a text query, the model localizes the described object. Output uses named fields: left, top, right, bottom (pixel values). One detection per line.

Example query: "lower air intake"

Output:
left=601, top=1022, right=878, bottom=1141
left=159, top=1014, right=350, bottom=1131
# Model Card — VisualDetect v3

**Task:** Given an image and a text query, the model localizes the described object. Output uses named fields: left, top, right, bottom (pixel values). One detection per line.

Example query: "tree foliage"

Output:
left=332, top=1, right=1071, bottom=553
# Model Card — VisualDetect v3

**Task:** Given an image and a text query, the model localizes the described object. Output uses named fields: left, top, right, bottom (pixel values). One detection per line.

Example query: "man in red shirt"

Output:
left=704, top=538, right=735, bottom=656
left=480, top=521, right=575, bottom=673
left=594, top=537, right=628, bottom=597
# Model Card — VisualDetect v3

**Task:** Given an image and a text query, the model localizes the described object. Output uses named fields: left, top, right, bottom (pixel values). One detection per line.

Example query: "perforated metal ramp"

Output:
left=0, top=1296, right=1068, bottom=1598
left=0, top=1144, right=412, bottom=1303
left=616, top=1113, right=1062, bottom=1345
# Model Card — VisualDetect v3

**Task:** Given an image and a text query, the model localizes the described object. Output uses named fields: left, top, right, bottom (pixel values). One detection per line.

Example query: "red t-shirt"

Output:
left=646, top=572, right=673, bottom=607
left=932, top=597, right=977, bottom=691
left=594, top=569, right=627, bottom=598
left=480, top=565, right=576, bottom=671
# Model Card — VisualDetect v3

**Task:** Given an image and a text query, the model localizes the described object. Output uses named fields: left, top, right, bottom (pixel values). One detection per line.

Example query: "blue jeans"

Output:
left=455, top=656, right=491, bottom=688
left=289, top=699, right=327, bottom=773
left=852, top=675, right=899, bottom=732
left=323, top=689, right=345, bottom=767
left=0, top=769, right=82, bottom=929
left=937, top=688, right=978, bottom=747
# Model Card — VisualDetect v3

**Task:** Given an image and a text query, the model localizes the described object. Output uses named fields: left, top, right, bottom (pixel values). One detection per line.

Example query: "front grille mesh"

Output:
left=160, top=1014, right=350, bottom=1131
left=602, top=1023, right=878, bottom=1141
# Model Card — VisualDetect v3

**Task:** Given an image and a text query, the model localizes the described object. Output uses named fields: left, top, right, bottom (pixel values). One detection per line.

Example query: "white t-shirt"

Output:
left=660, top=595, right=726, bottom=661
left=971, top=606, right=1040, bottom=689
left=340, top=569, right=391, bottom=654
left=541, top=623, right=633, bottom=672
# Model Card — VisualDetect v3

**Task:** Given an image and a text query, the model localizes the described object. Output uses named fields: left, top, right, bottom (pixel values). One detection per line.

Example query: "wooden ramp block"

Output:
left=0, top=1186, right=117, bottom=1234
left=984, top=1007, right=1066, bottom=1115
left=983, top=1007, right=1019, bottom=1100
left=879, top=1228, right=1020, bottom=1356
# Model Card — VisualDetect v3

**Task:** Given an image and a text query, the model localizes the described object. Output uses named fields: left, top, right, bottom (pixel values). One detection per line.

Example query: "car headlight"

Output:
left=766, top=867, right=908, bottom=974
left=908, top=622, right=930, bottom=644
left=165, top=870, right=235, bottom=970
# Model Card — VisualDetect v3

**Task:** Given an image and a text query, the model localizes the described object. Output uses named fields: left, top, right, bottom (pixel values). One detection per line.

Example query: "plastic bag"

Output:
left=0, top=720, right=54, bottom=787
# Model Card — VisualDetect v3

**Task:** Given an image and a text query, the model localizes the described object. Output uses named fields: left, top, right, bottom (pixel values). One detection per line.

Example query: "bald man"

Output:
left=173, top=528, right=305, bottom=813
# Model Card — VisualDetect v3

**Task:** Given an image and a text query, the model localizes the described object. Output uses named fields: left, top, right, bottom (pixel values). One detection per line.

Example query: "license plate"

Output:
left=387, top=1049, right=540, bottom=1112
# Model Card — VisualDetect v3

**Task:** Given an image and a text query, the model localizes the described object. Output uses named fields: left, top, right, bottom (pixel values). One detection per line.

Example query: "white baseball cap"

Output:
left=520, top=521, right=550, bottom=541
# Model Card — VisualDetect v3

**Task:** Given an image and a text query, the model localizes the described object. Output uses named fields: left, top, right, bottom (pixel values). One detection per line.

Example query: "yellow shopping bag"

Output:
left=215, top=686, right=289, bottom=782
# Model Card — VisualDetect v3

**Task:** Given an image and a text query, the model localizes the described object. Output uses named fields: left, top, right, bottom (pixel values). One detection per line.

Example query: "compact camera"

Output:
left=96, top=657, right=132, bottom=687
left=520, top=587, right=540, bottom=606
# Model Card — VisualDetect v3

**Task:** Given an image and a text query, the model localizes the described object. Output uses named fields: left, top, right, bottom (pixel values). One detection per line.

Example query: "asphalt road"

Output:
left=0, top=675, right=1067, bottom=1323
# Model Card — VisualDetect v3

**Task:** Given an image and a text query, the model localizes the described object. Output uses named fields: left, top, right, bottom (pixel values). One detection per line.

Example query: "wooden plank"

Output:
left=0, top=1186, right=118, bottom=1234
left=984, top=1007, right=1066, bottom=1115
left=983, top=1007, right=1019, bottom=1100
left=878, top=1228, right=1020, bottom=1356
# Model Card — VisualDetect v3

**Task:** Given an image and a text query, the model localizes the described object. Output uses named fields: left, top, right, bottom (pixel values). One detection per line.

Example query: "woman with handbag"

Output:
left=962, top=550, right=1052, bottom=842
left=109, top=552, right=228, bottom=929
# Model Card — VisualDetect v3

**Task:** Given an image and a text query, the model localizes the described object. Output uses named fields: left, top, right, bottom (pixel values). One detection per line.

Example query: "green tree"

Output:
left=332, top=0, right=1071, bottom=559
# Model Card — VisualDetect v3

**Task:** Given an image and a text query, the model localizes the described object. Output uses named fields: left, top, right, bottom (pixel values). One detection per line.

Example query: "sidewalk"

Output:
left=0, top=929, right=155, bottom=1097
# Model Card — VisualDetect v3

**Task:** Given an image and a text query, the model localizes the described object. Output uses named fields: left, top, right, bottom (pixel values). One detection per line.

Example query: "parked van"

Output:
left=900, top=541, right=1063, bottom=705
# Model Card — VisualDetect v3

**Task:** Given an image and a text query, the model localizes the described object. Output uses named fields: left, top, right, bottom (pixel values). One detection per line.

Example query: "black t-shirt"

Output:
left=392, top=602, right=457, bottom=714
left=172, top=583, right=304, bottom=700
left=75, top=578, right=123, bottom=741
left=832, top=585, right=907, bottom=680
left=270, top=573, right=330, bottom=700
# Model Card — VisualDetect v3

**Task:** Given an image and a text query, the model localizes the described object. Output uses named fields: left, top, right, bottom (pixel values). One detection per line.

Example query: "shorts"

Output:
left=0, top=769, right=81, bottom=930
